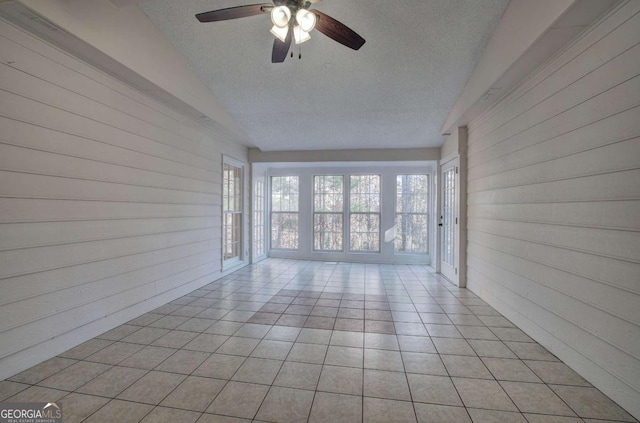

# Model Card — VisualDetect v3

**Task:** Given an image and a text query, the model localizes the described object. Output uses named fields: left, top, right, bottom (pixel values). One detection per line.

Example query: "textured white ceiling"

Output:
left=139, top=0, right=509, bottom=151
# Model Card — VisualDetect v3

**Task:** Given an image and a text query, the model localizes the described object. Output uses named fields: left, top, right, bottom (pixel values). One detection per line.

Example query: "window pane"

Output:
left=314, top=213, right=343, bottom=251
left=314, top=175, right=343, bottom=212
left=223, top=164, right=242, bottom=213
left=350, top=213, right=380, bottom=252
left=271, top=212, right=299, bottom=249
left=442, top=168, right=456, bottom=265
left=396, top=214, right=429, bottom=253
left=271, top=176, right=299, bottom=250
left=396, top=175, right=428, bottom=213
left=395, top=174, right=429, bottom=254
left=272, top=176, right=299, bottom=212
left=253, top=178, right=265, bottom=257
left=224, top=213, right=241, bottom=260
left=349, top=175, right=380, bottom=252
left=223, top=164, right=230, bottom=211
left=313, top=175, right=344, bottom=252
left=234, top=168, right=242, bottom=210
left=350, top=175, right=380, bottom=212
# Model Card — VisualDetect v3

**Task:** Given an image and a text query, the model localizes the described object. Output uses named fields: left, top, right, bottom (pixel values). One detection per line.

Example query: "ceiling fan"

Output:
left=196, top=0, right=365, bottom=63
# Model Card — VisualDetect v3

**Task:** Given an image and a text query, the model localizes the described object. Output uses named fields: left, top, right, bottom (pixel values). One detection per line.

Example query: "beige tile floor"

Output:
left=1, top=259, right=637, bottom=423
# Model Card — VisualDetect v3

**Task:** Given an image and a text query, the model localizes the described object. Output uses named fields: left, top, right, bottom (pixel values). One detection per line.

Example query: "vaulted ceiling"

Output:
left=139, top=0, right=510, bottom=151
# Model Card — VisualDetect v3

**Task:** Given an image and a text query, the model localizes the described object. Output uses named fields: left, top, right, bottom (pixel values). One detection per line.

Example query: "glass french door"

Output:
left=440, top=158, right=458, bottom=282
left=252, top=175, right=266, bottom=261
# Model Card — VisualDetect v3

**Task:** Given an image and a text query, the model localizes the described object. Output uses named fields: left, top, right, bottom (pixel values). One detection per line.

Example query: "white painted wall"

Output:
left=466, top=2, right=640, bottom=418
left=442, top=0, right=576, bottom=133
left=11, top=0, right=249, bottom=142
left=440, top=131, right=460, bottom=165
left=0, top=18, right=248, bottom=379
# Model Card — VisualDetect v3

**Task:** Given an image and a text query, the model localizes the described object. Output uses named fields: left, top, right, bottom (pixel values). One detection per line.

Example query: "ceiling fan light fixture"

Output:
left=195, top=2, right=366, bottom=63
left=270, top=24, right=289, bottom=42
left=296, top=9, right=316, bottom=32
left=270, top=5, right=291, bottom=28
left=293, top=25, right=311, bottom=44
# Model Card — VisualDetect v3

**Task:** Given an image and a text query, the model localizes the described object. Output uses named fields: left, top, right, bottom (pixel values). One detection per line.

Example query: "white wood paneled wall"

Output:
left=466, top=2, right=640, bottom=418
left=0, top=19, right=248, bottom=379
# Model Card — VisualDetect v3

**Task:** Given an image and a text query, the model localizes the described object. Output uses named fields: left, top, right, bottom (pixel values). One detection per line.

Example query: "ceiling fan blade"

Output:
left=196, top=4, right=272, bottom=23
left=312, top=10, right=365, bottom=50
left=272, top=27, right=293, bottom=63
left=308, top=0, right=323, bottom=3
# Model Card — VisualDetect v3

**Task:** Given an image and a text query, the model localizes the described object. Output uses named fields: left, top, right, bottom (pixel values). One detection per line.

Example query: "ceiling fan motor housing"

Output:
left=274, top=0, right=312, bottom=15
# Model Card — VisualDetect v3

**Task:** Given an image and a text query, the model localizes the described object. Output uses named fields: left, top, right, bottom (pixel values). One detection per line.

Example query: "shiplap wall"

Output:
left=466, top=2, right=640, bottom=418
left=0, top=19, right=248, bottom=379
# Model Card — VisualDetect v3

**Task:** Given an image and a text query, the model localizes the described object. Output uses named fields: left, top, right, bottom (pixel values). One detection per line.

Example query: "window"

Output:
left=253, top=177, right=265, bottom=257
left=222, top=161, right=242, bottom=263
left=396, top=174, right=429, bottom=253
left=314, top=175, right=344, bottom=251
left=349, top=175, right=380, bottom=252
left=271, top=176, right=299, bottom=249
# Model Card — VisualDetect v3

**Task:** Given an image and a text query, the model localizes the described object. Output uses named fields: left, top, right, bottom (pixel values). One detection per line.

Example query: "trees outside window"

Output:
left=271, top=176, right=299, bottom=250
left=349, top=175, right=380, bottom=252
left=314, top=175, right=344, bottom=251
left=396, top=174, right=429, bottom=253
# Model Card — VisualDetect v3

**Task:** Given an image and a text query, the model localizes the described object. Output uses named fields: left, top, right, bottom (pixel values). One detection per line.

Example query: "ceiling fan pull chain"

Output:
left=290, top=22, right=294, bottom=58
